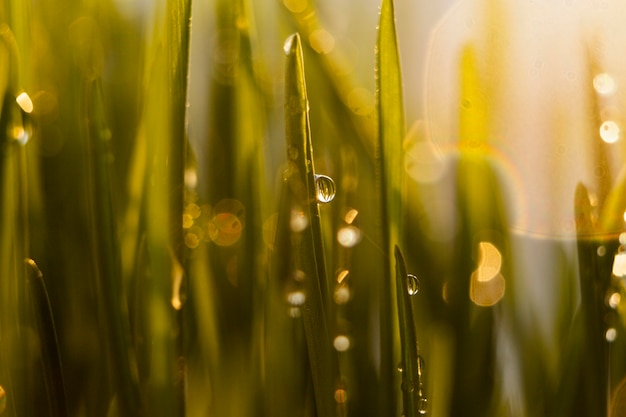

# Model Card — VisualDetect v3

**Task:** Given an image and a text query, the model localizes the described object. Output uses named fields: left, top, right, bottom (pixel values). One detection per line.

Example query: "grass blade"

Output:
left=283, top=32, right=338, bottom=417
left=84, top=78, right=141, bottom=417
left=376, top=0, right=406, bottom=414
left=25, top=259, right=68, bottom=417
left=574, top=182, right=612, bottom=417
left=394, top=246, right=426, bottom=417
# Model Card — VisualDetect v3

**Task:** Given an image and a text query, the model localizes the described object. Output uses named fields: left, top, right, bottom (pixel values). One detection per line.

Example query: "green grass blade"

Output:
left=376, top=0, right=406, bottom=413
left=84, top=79, right=141, bottom=417
left=283, top=32, right=338, bottom=417
left=574, top=182, right=611, bottom=417
left=394, top=246, right=426, bottom=417
left=25, top=259, right=68, bottom=417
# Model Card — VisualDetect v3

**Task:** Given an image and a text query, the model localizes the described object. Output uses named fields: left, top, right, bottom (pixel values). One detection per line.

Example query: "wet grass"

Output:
left=0, top=0, right=625, bottom=416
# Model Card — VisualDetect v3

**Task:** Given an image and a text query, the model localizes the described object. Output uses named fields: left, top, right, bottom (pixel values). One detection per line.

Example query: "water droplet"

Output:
left=337, top=225, right=361, bottom=247
left=288, top=145, right=299, bottom=161
left=315, top=174, right=336, bottom=203
left=333, top=334, right=350, bottom=351
left=407, top=274, right=420, bottom=296
left=397, top=362, right=403, bottom=372
left=417, top=354, right=425, bottom=377
left=417, top=396, right=428, bottom=415
left=607, top=327, right=618, bottom=342
left=283, top=33, right=298, bottom=55
left=598, top=246, right=607, bottom=256
left=287, top=290, right=306, bottom=306
left=0, top=385, right=5, bottom=414
left=600, top=121, right=620, bottom=143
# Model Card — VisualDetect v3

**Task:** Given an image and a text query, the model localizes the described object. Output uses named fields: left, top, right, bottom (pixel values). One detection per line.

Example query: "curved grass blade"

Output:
left=377, top=0, right=406, bottom=414
left=25, top=259, right=68, bottom=417
left=283, top=32, right=338, bottom=417
left=394, top=246, right=426, bottom=417
left=84, top=78, right=141, bottom=417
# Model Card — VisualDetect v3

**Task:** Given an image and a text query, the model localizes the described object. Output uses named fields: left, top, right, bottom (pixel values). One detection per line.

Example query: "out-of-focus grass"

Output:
left=1, top=1, right=626, bottom=417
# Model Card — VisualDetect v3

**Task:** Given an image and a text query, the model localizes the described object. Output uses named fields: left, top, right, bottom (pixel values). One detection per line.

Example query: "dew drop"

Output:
left=417, top=396, right=428, bottom=415
left=315, top=174, right=336, bottom=203
left=397, top=362, right=403, bottom=372
left=417, top=354, right=425, bottom=377
left=407, top=274, right=420, bottom=296
left=283, top=33, right=298, bottom=55
left=598, top=245, right=607, bottom=257
left=609, top=292, right=621, bottom=309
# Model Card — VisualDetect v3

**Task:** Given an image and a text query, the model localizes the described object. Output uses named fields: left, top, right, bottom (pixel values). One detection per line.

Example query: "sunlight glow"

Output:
left=16, top=92, right=33, bottom=113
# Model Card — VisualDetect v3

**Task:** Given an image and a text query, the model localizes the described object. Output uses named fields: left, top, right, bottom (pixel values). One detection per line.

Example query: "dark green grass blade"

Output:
left=394, top=246, right=425, bottom=417
left=84, top=79, right=141, bottom=417
left=376, top=0, right=406, bottom=414
left=284, top=32, right=338, bottom=417
left=25, top=259, right=68, bottom=417
left=574, top=182, right=611, bottom=417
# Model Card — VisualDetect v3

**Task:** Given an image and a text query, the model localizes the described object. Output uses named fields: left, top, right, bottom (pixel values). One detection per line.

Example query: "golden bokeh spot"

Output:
left=184, top=232, right=200, bottom=249
left=344, top=208, right=359, bottom=224
left=208, top=213, right=243, bottom=247
left=336, top=269, right=350, bottom=283
left=16, top=92, right=33, bottom=113
left=283, top=0, right=307, bottom=13
left=470, top=242, right=505, bottom=306
left=182, top=213, right=193, bottom=229
left=334, top=388, right=348, bottom=404
left=600, top=121, right=620, bottom=143
left=309, top=29, right=335, bottom=54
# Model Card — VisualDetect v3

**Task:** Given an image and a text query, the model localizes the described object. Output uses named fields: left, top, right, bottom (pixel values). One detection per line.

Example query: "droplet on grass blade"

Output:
left=314, top=174, right=336, bottom=203
left=407, top=274, right=420, bottom=296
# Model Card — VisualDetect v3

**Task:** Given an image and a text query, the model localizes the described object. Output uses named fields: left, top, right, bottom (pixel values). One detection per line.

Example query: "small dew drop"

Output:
left=315, top=174, right=336, bottom=203
left=333, top=335, right=350, bottom=351
left=337, top=225, right=361, bottom=248
left=407, top=274, right=420, bottom=296
left=283, top=33, right=298, bottom=55
left=397, top=362, right=403, bottom=372
left=417, top=354, right=425, bottom=377
left=417, top=396, right=428, bottom=415
left=600, top=121, right=620, bottom=143
left=607, top=327, right=618, bottom=343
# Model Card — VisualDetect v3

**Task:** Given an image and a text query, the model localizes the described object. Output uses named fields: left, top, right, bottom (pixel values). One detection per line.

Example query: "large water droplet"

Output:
left=315, top=174, right=336, bottom=203
left=407, top=274, right=420, bottom=296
